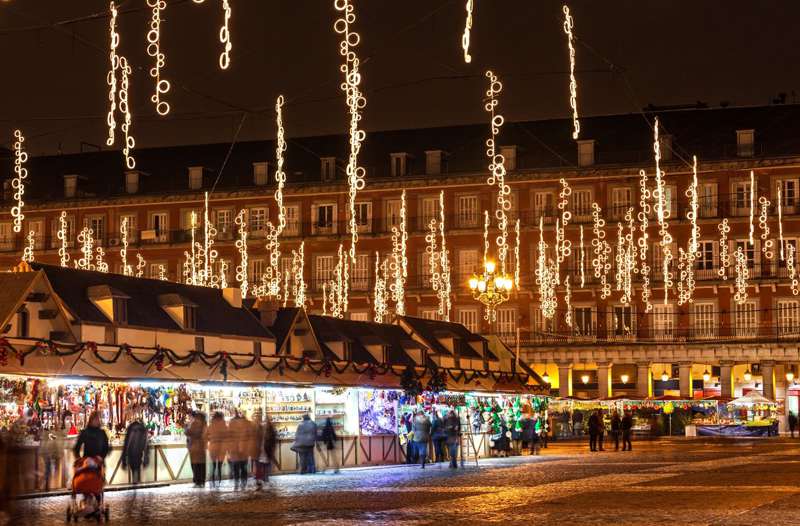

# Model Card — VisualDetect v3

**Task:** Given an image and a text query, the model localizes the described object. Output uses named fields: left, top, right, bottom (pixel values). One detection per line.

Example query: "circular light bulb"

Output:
left=620, top=374, right=629, bottom=384
left=581, top=374, right=590, bottom=384
left=702, top=370, right=711, bottom=382
left=661, top=371, right=669, bottom=382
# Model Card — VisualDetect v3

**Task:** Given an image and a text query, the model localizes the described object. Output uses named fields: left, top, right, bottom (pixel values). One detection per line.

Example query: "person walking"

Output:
left=430, top=412, right=446, bottom=463
left=587, top=411, right=599, bottom=452
left=595, top=410, right=606, bottom=451
left=121, top=419, right=149, bottom=484
left=789, top=412, right=798, bottom=438
left=40, top=430, right=63, bottom=491
left=185, top=412, right=207, bottom=487
left=206, top=412, right=228, bottom=487
left=402, top=412, right=417, bottom=464
left=320, top=418, right=340, bottom=474
left=610, top=410, right=622, bottom=451
left=73, top=412, right=109, bottom=461
left=293, top=414, right=318, bottom=474
left=228, top=411, right=250, bottom=489
left=444, top=410, right=461, bottom=469
left=260, top=415, right=277, bottom=485
left=621, top=410, right=633, bottom=451
left=412, top=410, right=432, bottom=468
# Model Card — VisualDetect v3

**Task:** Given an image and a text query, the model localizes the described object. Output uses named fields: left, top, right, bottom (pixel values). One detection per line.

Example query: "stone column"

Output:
left=597, top=362, right=612, bottom=398
left=720, top=361, right=735, bottom=398
left=678, top=362, right=694, bottom=399
left=636, top=362, right=652, bottom=398
left=557, top=362, right=573, bottom=397
left=761, top=361, right=775, bottom=400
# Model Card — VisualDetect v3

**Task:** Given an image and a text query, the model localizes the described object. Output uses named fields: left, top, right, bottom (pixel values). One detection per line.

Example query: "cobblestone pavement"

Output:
left=12, top=438, right=800, bottom=525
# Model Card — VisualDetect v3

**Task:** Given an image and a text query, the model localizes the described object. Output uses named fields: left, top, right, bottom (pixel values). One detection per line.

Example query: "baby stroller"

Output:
left=65, top=456, right=109, bottom=523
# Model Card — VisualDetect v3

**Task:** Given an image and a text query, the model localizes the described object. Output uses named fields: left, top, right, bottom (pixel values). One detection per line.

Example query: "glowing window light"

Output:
left=564, top=275, right=572, bottom=327
left=334, top=0, right=367, bottom=275
left=11, top=130, right=28, bottom=233
left=146, top=0, right=170, bottom=116
left=389, top=190, right=408, bottom=315
left=58, top=211, right=70, bottom=268
left=718, top=218, right=730, bottom=280
left=120, top=217, right=133, bottom=276
left=234, top=209, right=249, bottom=297
left=734, top=245, right=749, bottom=304
left=749, top=171, right=756, bottom=246
left=219, top=0, right=232, bottom=70
left=158, top=264, right=167, bottom=281
left=758, top=196, right=773, bottom=260
left=514, top=219, right=521, bottom=290
left=373, top=252, right=388, bottom=323
left=652, top=118, right=673, bottom=303
left=787, top=244, right=800, bottom=296
left=95, top=245, right=109, bottom=273
left=21, top=230, right=34, bottom=263
left=779, top=188, right=785, bottom=261
left=461, top=0, right=474, bottom=63
left=562, top=5, right=580, bottom=139
left=484, top=70, right=511, bottom=273
left=579, top=224, right=585, bottom=288
left=638, top=169, right=652, bottom=311
left=106, top=1, right=120, bottom=147
left=136, top=253, right=146, bottom=278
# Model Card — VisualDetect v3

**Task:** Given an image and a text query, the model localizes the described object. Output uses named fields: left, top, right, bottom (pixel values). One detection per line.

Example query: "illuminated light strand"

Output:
left=564, top=275, right=572, bottom=328
left=787, top=244, right=799, bottom=296
left=389, top=190, right=408, bottom=315
left=282, top=267, right=291, bottom=308
left=322, top=283, right=328, bottom=316
left=579, top=224, right=585, bottom=288
left=234, top=209, right=249, bottom=297
left=779, top=188, right=785, bottom=261
left=535, top=217, right=556, bottom=320
left=218, top=260, right=229, bottom=289
left=264, top=95, right=288, bottom=299
left=483, top=210, right=490, bottom=269
left=615, top=221, right=625, bottom=293
left=562, top=5, right=580, bottom=139
left=136, top=253, right=146, bottom=278
left=120, top=217, right=133, bottom=276
left=653, top=118, right=673, bottom=303
left=198, top=192, right=219, bottom=287
left=678, top=156, right=699, bottom=305
left=146, top=0, right=170, bottom=116
left=591, top=202, right=611, bottom=299
left=58, top=212, right=70, bottom=268
left=514, top=219, right=521, bottom=290
left=622, top=207, right=637, bottom=305
left=718, top=218, right=731, bottom=280
left=373, top=252, right=388, bottom=323
left=95, top=245, right=109, bottom=274
left=118, top=56, right=136, bottom=169
left=638, top=169, right=652, bottom=311
left=21, top=230, right=35, bottom=263
left=74, top=227, right=95, bottom=271
left=749, top=170, right=756, bottom=246
left=334, top=0, right=367, bottom=275
left=158, top=264, right=168, bottom=281
left=11, top=130, right=28, bottom=233
left=219, top=0, right=232, bottom=70
left=438, top=190, right=452, bottom=321
left=733, top=246, right=749, bottom=305
left=461, top=0, right=474, bottom=63
left=484, top=70, right=511, bottom=272
left=293, top=242, right=306, bottom=308
left=687, top=156, right=700, bottom=257
left=556, top=178, right=573, bottom=266
left=426, top=219, right=440, bottom=295
left=106, top=1, right=119, bottom=147
left=759, top=195, right=773, bottom=259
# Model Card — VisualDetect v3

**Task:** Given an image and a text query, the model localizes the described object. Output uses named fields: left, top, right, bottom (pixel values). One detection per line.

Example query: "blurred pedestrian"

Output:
left=596, top=410, right=605, bottom=451
left=610, top=410, right=622, bottom=451
left=522, top=414, right=538, bottom=455
left=789, top=412, right=797, bottom=438
left=228, top=411, right=250, bottom=489
left=207, top=412, right=228, bottom=487
left=412, top=410, right=432, bottom=468
left=185, top=412, right=207, bottom=487
left=621, top=411, right=633, bottom=451
left=320, top=418, right=339, bottom=474
left=444, top=410, right=461, bottom=469
left=431, top=412, right=446, bottom=463
left=73, top=412, right=109, bottom=461
left=121, top=419, right=149, bottom=485
left=40, top=430, right=64, bottom=491
left=402, top=412, right=416, bottom=464
left=587, top=411, right=599, bottom=452
left=293, top=414, right=318, bottom=474
left=258, top=415, right=277, bottom=486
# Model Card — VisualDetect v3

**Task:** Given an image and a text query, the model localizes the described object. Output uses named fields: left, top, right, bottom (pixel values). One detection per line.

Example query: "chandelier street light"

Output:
left=468, top=259, right=513, bottom=322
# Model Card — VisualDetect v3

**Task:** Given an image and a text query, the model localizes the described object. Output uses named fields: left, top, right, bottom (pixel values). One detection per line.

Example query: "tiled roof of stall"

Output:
left=4, top=104, right=800, bottom=202
left=398, top=315, right=490, bottom=361
left=29, top=264, right=273, bottom=339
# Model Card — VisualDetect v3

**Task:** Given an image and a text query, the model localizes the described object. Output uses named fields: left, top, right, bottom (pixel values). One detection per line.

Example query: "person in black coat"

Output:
left=73, top=412, right=110, bottom=461
left=587, top=411, right=599, bottom=452
left=121, top=420, right=149, bottom=484
left=430, top=412, right=447, bottom=463
left=789, top=412, right=798, bottom=438
left=610, top=410, right=622, bottom=451
left=320, top=418, right=339, bottom=473
left=621, top=411, right=633, bottom=451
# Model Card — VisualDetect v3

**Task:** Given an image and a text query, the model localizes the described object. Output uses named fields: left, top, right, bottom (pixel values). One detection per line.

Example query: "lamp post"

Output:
left=468, top=259, right=513, bottom=323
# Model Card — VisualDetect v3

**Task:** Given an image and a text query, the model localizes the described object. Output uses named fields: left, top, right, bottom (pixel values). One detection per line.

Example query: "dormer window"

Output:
left=88, top=285, right=130, bottom=325
left=659, top=135, right=673, bottom=161
left=390, top=153, right=409, bottom=177
left=125, top=170, right=140, bottom=194
left=158, top=293, right=199, bottom=331
left=499, top=146, right=517, bottom=171
left=425, top=150, right=445, bottom=175
left=188, top=166, right=204, bottom=190
left=321, top=157, right=336, bottom=181
left=577, top=140, right=595, bottom=167
left=64, top=174, right=79, bottom=198
left=737, top=129, right=755, bottom=157
left=253, top=162, right=268, bottom=186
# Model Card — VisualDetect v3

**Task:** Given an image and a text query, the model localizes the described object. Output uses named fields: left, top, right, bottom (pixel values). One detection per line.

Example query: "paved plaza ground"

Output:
left=11, top=438, right=800, bottom=525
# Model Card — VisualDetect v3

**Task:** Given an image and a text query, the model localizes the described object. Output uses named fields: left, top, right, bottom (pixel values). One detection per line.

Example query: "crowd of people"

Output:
left=586, top=409, right=634, bottom=452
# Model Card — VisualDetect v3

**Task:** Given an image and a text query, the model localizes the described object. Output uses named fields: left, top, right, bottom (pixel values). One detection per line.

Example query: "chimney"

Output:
left=222, top=287, right=242, bottom=308
left=736, top=129, right=755, bottom=157
left=252, top=162, right=268, bottom=186
left=64, top=174, right=79, bottom=198
left=577, top=140, right=595, bottom=167
left=188, top=166, right=204, bottom=190
left=499, top=145, right=517, bottom=171
left=255, top=297, right=280, bottom=327
left=425, top=150, right=444, bottom=175
left=124, top=170, right=140, bottom=194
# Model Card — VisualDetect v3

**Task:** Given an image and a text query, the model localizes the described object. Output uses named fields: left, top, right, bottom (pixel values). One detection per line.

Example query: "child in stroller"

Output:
left=67, top=456, right=109, bottom=522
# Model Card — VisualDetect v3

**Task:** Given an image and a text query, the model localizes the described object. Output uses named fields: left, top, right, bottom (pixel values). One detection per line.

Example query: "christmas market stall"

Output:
left=691, top=391, right=779, bottom=437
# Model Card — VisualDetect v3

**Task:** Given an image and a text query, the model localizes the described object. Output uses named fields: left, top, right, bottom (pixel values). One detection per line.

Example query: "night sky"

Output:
left=0, top=0, right=797, bottom=156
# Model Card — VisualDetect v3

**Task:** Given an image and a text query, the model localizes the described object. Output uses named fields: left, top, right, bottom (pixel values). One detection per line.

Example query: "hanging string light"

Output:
left=75, top=227, right=95, bottom=271
left=615, top=221, right=625, bottom=294
left=219, top=260, right=229, bottom=287
left=557, top=178, right=572, bottom=266
left=734, top=246, right=749, bottom=304
left=136, top=253, right=146, bottom=278
left=562, top=5, right=579, bottom=139
left=564, top=275, right=572, bottom=328
left=462, top=0, right=474, bottom=63
left=106, top=1, right=120, bottom=147
left=591, top=202, right=611, bottom=299
left=21, top=231, right=34, bottom=263
left=264, top=95, right=288, bottom=299
left=638, top=169, right=653, bottom=311
left=779, top=188, right=785, bottom=261
left=58, top=212, right=70, bottom=268
left=579, top=224, right=586, bottom=288
left=95, top=245, right=109, bottom=274
left=334, top=0, right=367, bottom=272
left=202, top=192, right=220, bottom=286
left=389, top=190, right=408, bottom=315
left=11, top=130, right=28, bottom=233
left=718, top=218, right=730, bottom=280
left=105, top=2, right=136, bottom=169
left=322, top=283, right=328, bottom=316
left=687, top=156, right=700, bottom=257
left=293, top=242, right=307, bottom=308
left=483, top=210, right=490, bottom=269
left=787, top=244, right=799, bottom=296
left=653, top=118, right=673, bottom=303
left=677, top=156, right=700, bottom=305
left=514, top=219, right=521, bottom=290
left=119, top=217, right=132, bottom=276
left=535, top=217, right=557, bottom=320
left=219, top=0, right=232, bottom=70
left=438, top=191, right=452, bottom=320
left=759, top=196, right=773, bottom=259
left=235, top=209, right=249, bottom=297
left=146, top=0, right=170, bottom=115
left=427, top=218, right=441, bottom=295
left=749, top=170, right=756, bottom=246
left=118, top=57, right=136, bottom=170
left=484, top=70, right=511, bottom=272
left=158, top=264, right=168, bottom=281
left=373, top=252, right=389, bottom=323
left=621, top=207, right=637, bottom=305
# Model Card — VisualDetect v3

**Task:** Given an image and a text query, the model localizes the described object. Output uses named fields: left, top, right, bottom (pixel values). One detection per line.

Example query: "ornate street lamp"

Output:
left=468, top=259, right=513, bottom=322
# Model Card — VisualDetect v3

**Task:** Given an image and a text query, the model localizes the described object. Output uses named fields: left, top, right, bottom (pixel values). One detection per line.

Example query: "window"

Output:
left=350, top=312, right=370, bottom=322
left=574, top=306, right=594, bottom=337
left=313, top=203, right=336, bottom=234
left=577, top=140, right=594, bottom=167
left=573, top=189, right=592, bottom=218
left=777, top=300, right=800, bottom=336
left=734, top=301, right=758, bottom=338
left=652, top=304, right=674, bottom=340
left=734, top=240, right=757, bottom=268
left=778, top=179, right=798, bottom=211
left=352, top=254, right=370, bottom=291
left=419, top=197, right=438, bottom=230
left=425, top=150, right=443, bottom=175
left=353, top=202, right=372, bottom=232
left=736, top=129, right=754, bottom=157
left=321, top=157, right=336, bottom=181
left=51, top=215, right=75, bottom=248
left=64, top=175, right=78, bottom=198
left=695, top=240, right=716, bottom=275
left=249, top=258, right=265, bottom=283
left=284, top=205, right=300, bottom=236
left=188, top=166, right=203, bottom=190
left=418, top=252, right=432, bottom=286
left=119, top=214, right=138, bottom=241
left=150, top=212, right=168, bottom=242
left=249, top=207, right=268, bottom=234
left=496, top=308, right=517, bottom=343
left=458, top=249, right=479, bottom=283
left=458, top=309, right=480, bottom=333
left=611, top=187, right=633, bottom=219
left=733, top=181, right=751, bottom=216
left=610, top=305, right=634, bottom=338
left=314, top=255, right=334, bottom=290
left=699, top=183, right=718, bottom=217
left=215, top=209, right=233, bottom=236
left=385, top=199, right=402, bottom=230
left=663, top=185, right=676, bottom=217
left=533, top=191, right=554, bottom=222
left=457, top=195, right=480, bottom=227
left=85, top=215, right=106, bottom=246
left=184, top=306, right=197, bottom=331
left=779, top=239, right=798, bottom=270
left=27, top=219, right=44, bottom=249
left=390, top=153, right=408, bottom=177
left=421, top=309, right=439, bottom=320
left=253, top=162, right=268, bottom=186
left=149, top=263, right=165, bottom=280
left=16, top=308, right=28, bottom=338
left=500, top=146, right=517, bottom=171
left=692, top=303, right=716, bottom=338
left=125, top=171, right=139, bottom=194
